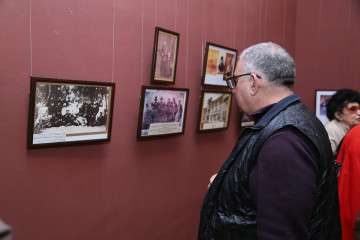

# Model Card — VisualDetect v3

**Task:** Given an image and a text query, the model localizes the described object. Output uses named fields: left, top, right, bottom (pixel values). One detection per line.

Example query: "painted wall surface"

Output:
left=9, top=0, right=360, bottom=239
left=295, top=0, right=360, bottom=108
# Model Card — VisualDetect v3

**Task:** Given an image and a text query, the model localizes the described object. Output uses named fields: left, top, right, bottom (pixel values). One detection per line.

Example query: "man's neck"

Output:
left=252, top=86, right=294, bottom=113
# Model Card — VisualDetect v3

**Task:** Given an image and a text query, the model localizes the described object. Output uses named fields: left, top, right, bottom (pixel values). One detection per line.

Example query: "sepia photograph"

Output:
left=27, top=77, right=115, bottom=148
left=150, top=27, right=180, bottom=84
left=197, top=91, right=232, bottom=132
left=137, top=85, right=189, bottom=139
left=201, top=42, right=237, bottom=87
left=315, top=89, right=337, bottom=125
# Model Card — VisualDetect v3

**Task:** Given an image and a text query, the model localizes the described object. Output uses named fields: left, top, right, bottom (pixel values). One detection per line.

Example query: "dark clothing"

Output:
left=249, top=104, right=320, bottom=239
left=250, top=127, right=319, bottom=239
left=354, top=212, right=360, bottom=240
left=198, top=94, right=341, bottom=240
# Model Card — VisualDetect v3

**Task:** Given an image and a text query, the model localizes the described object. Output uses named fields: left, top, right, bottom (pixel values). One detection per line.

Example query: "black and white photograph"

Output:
left=197, top=91, right=232, bottom=132
left=137, top=85, right=189, bottom=139
left=27, top=77, right=115, bottom=148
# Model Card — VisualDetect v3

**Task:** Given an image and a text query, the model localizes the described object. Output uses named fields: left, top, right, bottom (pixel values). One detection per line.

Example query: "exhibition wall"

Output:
left=0, top=0, right=359, bottom=239
left=295, top=0, right=360, bottom=107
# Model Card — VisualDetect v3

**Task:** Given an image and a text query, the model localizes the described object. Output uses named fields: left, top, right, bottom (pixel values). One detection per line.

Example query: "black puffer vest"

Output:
left=198, top=94, right=341, bottom=240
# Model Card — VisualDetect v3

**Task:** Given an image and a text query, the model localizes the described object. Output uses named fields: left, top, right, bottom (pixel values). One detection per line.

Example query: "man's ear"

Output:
left=249, top=73, right=259, bottom=96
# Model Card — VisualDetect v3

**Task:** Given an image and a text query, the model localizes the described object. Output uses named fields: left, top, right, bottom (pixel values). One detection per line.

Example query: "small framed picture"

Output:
left=315, top=89, right=337, bottom=125
left=137, top=85, right=189, bottom=139
left=201, top=42, right=237, bottom=87
left=197, top=90, right=232, bottom=132
left=27, top=77, right=115, bottom=149
left=240, top=112, right=254, bottom=127
left=150, top=27, right=180, bottom=84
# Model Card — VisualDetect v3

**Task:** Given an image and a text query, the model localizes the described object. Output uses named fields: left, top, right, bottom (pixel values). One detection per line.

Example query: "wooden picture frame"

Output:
left=150, top=27, right=180, bottom=84
left=137, top=85, right=189, bottom=139
left=201, top=42, right=237, bottom=87
left=315, top=89, right=337, bottom=125
left=27, top=77, right=115, bottom=149
left=197, top=90, right=232, bottom=132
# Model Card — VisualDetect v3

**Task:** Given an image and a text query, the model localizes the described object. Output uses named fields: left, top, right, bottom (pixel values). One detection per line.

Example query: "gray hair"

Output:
left=239, top=42, right=296, bottom=89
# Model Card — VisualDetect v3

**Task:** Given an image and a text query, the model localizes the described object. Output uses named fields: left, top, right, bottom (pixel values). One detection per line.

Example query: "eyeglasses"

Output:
left=224, top=73, right=262, bottom=89
left=345, top=105, right=360, bottom=113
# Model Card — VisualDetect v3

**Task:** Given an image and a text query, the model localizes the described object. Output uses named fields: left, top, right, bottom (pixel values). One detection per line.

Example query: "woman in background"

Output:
left=325, top=89, right=360, bottom=152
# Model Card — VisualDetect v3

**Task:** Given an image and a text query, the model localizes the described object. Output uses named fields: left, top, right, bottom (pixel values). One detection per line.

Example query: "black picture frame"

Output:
left=27, top=77, right=115, bottom=149
left=150, top=27, right=180, bottom=84
left=137, top=85, right=189, bottom=139
left=201, top=42, right=237, bottom=87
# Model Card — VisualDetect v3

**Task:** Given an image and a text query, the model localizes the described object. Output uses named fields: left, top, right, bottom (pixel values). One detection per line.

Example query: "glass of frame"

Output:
left=137, top=85, right=189, bottom=139
left=197, top=90, right=232, bottom=132
left=27, top=77, right=115, bottom=149
left=315, top=89, right=337, bottom=125
left=201, top=42, right=237, bottom=87
left=150, top=27, right=180, bottom=84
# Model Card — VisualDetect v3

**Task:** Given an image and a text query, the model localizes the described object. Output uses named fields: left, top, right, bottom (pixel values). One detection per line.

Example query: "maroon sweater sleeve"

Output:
left=249, top=126, right=319, bottom=240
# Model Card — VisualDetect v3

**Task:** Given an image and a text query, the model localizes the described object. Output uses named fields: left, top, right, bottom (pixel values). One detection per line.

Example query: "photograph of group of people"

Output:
left=140, top=88, right=187, bottom=137
left=33, top=83, right=111, bottom=135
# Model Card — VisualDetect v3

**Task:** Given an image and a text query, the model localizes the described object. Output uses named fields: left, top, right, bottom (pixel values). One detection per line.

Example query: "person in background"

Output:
left=198, top=42, right=341, bottom=240
left=325, top=89, right=360, bottom=152
left=336, top=124, right=360, bottom=240
left=0, top=219, right=13, bottom=240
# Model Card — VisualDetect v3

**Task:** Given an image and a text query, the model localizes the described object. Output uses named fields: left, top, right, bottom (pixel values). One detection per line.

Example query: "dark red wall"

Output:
left=1, top=0, right=358, bottom=239
left=296, top=0, right=360, bottom=108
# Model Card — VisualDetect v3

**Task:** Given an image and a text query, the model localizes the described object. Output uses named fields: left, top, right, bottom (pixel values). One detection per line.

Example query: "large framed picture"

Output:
left=137, top=85, right=189, bottom=139
left=150, top=27, right=180, bottom=84
left=201, top=42, right=237, bottom=87
left=315, top=89, right=337, bottom=125
left=27, top=77, right=115, bottom=149
left=197, top=90, right=232, bottom=132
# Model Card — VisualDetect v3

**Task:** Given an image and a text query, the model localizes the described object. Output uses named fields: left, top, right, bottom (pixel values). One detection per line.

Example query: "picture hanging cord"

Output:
left=30, top=0, right=33, bottom=76
left=243, top=0, right=247, bottom=49
left=185, top=0, right=190, bottom=88
left=259, top=1, right=267, bottom=42
left=318, top=0, right=323, bottom=47
left=263, top=0, right=266, bottom=42
left=155, top=0, right=158, bottom=27
left=201, top=0, right=207, bottom=76
left=175, top=0, right=178, bottom=31
left=112, top=0, right=116, bottom=83
left=141, top=0, right=145, bottom=85
left=282, top=0, right=286, bottom=46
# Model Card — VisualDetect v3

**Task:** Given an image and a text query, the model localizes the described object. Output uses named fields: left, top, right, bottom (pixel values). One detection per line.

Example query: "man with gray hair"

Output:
left=198, top=42, right=340, bottom=240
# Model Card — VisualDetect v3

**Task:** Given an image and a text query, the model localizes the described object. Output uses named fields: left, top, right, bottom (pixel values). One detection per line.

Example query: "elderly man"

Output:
left=198, top=42, right=341, bottom=240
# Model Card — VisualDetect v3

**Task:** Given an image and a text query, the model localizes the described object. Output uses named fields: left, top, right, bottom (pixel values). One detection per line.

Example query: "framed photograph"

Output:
left=150, top=27, right=180, bottom=84
left=201, top=42, right=237, bottom=87
left=197, top=90, right=232, bottom=132
left=315, top=89, right=337, bottom=125
left=137, top=85, right=189, bottom=139
left=27, top=77, right=115, bottom=149
left=240, top=112, right=254, bottom=127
